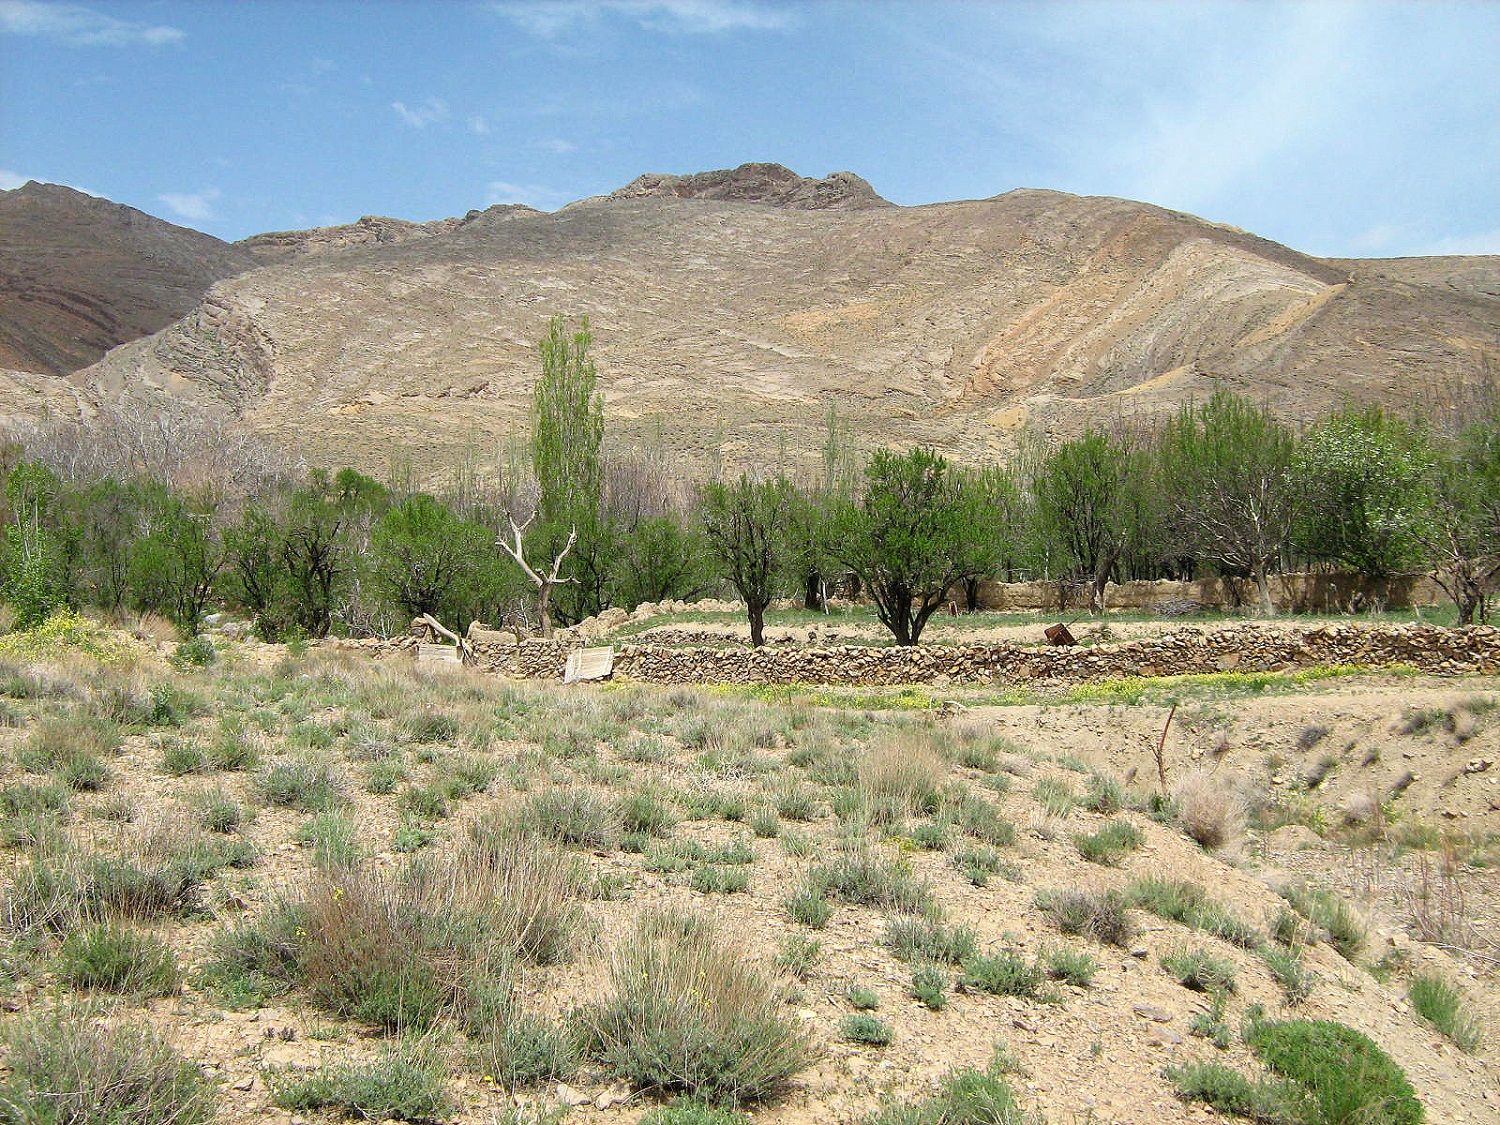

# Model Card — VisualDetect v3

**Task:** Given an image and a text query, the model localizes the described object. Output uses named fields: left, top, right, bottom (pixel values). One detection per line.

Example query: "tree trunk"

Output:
left=748, top=601, right=766, bottom=648
left=1088, top=548, right=1119, bottom=612
left=537, top=583, right=554, bottom=639
left=1252, top=561, right=1275, bottom=617
left=803, top=571, right=822, bottom=611
left=962, top=576, right=981, bottom=613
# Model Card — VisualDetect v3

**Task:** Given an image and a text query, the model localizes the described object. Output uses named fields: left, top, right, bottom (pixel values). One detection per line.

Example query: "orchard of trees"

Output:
left=3, top=317, right=1499, bottom=647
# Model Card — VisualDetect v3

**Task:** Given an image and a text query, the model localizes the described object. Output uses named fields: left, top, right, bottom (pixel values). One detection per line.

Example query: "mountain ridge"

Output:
left=1, top=165, right=1496, bottom=477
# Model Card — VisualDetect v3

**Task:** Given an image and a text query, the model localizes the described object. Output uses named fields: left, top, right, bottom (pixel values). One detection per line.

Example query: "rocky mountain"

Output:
left=0, top=181, right=257, bottom=376
left=5, top=164, right=1497, bottom=475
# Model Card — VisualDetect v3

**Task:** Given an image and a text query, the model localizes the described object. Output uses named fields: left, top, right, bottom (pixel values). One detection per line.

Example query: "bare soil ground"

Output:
left=0, top=623, right=1495, bottom=1124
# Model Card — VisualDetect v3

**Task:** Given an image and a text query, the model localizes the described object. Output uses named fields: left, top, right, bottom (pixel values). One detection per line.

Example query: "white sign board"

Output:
left=564, top=646, right=615, bottom=684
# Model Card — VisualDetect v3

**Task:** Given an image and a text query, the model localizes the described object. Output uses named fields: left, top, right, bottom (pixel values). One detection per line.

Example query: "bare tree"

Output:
left=497, top=514, right=577, bottom=639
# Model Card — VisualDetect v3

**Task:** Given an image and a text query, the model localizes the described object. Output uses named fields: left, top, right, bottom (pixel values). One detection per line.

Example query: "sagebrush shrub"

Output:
left=1036, top=888, right=1137, bottom=947
left=0, top=1007, right=217, bottom=1125
left=57, top=922, right=180, bottom=997
left=579, top=910, right=815, bottom=1105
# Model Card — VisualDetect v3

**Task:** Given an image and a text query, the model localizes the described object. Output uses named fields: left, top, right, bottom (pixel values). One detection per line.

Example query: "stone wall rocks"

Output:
left=459, top=622, right=1499, bottom=687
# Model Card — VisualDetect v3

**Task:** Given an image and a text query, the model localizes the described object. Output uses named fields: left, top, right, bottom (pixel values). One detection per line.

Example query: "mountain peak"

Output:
left=607, top=162, right=889, bottom=210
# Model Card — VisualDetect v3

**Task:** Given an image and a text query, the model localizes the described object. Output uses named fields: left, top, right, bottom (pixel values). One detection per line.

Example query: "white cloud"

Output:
left=156, top=188, right=221, bottom=223
left=493, top=0, right=794, bottom=37
left=485, top=179, right=570, bottom=209
left=468, top=114, right=491, bottom=135
left=0, top=169, right=103, bottom=196
left=1414, top=228, right=1500, bottom=257
left=536, top=137, right=578, bottom=154
left=391, top=97, right=449, bottom=128
left=0, top=0, right=183, bottom=46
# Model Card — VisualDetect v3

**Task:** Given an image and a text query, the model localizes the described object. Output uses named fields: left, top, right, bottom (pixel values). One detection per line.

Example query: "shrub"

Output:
left=1166, top=1060, right=1302, bottom=1122
left=398, top=782, right=449, bottom=821
left=910, top=964, right=948, bottom=1010
left=266, top=1041, right=452, bottom=1122
left=1044, top=947, right=1097, bottom=987
left=200, top=902, right=302, bottom=1007
left=1246, top=1018, right=1423, bottom=1125
left=865, top=1064, right=1037, bottom=1125
left=950, top=793, right=1016, bottom=846
left=293, top=811, right=361, bottom=868
left=439, top=753, right=499, bottom=799
left=776, top=784, right=819, bottom=822
left=393, top=820, right=437, bottom=853
left=1174, top=770, right=1244, bottom=851
left=1032, top=777, right=1075, bottom=817
left=847, top=984, right=880, bottom=1010
left=689, top=863, right=748, bottom=895
left=161, top=738, right=208, bottom=776
left=1036, top=888, right=1137, bottom=947
left=199, top=792, right=243, bottom=834
left=470, top=1007, right=579, bottom=1087
left=809, top=852, right=933, bottom=914
left=882, top=916, right=977, bottom=965
left=775, top=934, right=820, bottom=980
left=1260, top=946, right=1314, bottom=1005
left=953, top=843, right=1006, bottom=886
left=0, top=1007, right=217, bottom=1124
left=1083, top=773, right=1126, bottom=814
left=517, top=788, right=620, bottom=849
left=961, top=950, right=1044, bottom=999
left=171, top=635, right=217, bottom=669
left=21, top=715, right=120, bottom=791
left=579, top=910, right=815, bottom=1104
left=842, top=1013, right=893, bottom=1045
left=618, top=788, right=676, bottom=837
left=858, top=736, right=946, bottom=822
left=1279, top=884, right=1365, bottom=961
left=57, top=922, right=180, bottom=997
left=1125, top=878, right=1263, bottom=949
left=785, top=884, right=832, bottom=928
left=400, top=711, right=460, bottom=744
left=640, top=1104, right=751, bottom=1125
left=1161, top=946, right=1238, bottom=994
left=257, top=756, right=341, bottom=811
left=1074, top=819, right=1144, bottom=865
left=1409, top=973, right=1482, bottom=1052
left=206, top=727, right=259, bottom=771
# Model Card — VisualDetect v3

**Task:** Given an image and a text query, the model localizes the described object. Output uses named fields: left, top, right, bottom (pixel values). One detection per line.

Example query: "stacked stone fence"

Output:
left=967, top=571, right=1446, bottom=613
left=458, top=623, right=1500, bottom=687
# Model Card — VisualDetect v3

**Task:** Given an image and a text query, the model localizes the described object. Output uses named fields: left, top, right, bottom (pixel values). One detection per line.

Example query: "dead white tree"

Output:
left=497, top=515, right=577, bottom=639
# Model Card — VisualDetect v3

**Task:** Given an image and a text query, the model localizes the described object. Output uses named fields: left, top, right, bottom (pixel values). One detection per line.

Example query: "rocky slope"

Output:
left=5, top=164, right=1498, bottom=474
left=0, top=181, right=256, bottom=375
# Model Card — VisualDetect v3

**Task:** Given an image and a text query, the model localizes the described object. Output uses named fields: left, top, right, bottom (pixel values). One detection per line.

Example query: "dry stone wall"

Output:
left=465, top=623, right=1500, bottom=687
left=970, top=571, right=1446, bottom=613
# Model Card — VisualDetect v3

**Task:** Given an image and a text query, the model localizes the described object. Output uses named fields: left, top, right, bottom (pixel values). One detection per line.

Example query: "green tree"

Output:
left=372, top=494, right=491, bottom=627
left=612, top=514, right=711, bottom=609
left=1033, top=430, right=1144, bottom=610
left=1294, top=406, right=1433, bottom=591
left=833, top=448, right=999, bottom=646
left=224, top=502, right=292, bottom=640
left=279, top=477, right=347, bottom=639
left=1, top=462, right=67, bottom=627
left=1158, top=390, right=1299, bottom=614
left=128, top=486, right=224, bottom=635
left=76, top=477, right=140, bottom=615
left=1418, top=417, right=1500, bottom=624
left=528, top=315, right=609, bottom=624
left=700, top=475, right=797, bottom=648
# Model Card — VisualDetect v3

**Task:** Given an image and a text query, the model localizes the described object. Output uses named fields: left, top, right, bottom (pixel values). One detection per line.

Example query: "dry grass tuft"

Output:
left=1173, top=770, right=1245, bottom=852
left=857, top=734, right=947, bottom=820
left=579, top=909, right=816, bottom=1105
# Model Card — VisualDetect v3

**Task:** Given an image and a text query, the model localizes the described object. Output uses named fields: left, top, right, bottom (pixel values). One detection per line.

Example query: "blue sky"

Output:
left=1, top=0, right=1496, bottom=256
